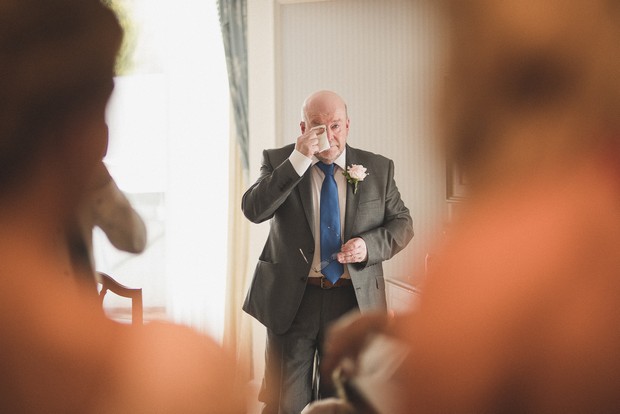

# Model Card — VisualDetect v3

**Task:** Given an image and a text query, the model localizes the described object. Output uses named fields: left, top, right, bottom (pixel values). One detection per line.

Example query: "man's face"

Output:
left=302, top=96, right=350, bottom=164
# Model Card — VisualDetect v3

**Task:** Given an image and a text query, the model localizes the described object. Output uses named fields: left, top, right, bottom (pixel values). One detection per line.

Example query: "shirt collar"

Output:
left=312, top=147, right=347, bottom=171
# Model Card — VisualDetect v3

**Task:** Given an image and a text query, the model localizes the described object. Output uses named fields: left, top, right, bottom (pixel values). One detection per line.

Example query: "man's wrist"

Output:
left=289, top=149, right=313, bottom=177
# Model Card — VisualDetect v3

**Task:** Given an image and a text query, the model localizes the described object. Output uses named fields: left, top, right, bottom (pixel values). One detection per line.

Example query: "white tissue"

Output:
left=311, top=125, right=330, bottom=152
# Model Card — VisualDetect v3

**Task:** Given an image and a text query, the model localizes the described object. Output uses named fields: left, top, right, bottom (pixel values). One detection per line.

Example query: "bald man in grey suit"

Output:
left=242, top=90, right=413, bottom=414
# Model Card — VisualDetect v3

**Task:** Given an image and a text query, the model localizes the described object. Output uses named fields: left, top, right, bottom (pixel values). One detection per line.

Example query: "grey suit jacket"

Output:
left=242, top=144, right=413, bottom=334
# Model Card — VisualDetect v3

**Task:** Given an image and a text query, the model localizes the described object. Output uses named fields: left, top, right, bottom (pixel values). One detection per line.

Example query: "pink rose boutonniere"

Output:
left=343, top=164, right=368, bottom=194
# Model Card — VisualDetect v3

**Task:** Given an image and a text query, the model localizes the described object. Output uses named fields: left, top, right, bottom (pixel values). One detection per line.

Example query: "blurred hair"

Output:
left=440, top=0, right=620, bottom=187
left=0, top=0, right=122, bottom=191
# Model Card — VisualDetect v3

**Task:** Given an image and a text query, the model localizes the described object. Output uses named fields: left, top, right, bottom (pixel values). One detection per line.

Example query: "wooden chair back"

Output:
left=97, top=271, right=143, bottom=325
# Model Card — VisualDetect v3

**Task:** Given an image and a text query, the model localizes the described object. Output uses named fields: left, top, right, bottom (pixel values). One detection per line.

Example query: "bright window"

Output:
left=96, top=0, right=230, bottom=341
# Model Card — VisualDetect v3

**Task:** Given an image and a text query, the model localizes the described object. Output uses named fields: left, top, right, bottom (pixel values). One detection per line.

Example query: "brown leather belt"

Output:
left=307, top=277, right=353, bottom=290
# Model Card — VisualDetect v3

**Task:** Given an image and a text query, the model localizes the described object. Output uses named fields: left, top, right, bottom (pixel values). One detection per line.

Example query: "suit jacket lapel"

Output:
left=297, top=170, right=315, bottom=238
left=344, top=146, right=360, bottom=241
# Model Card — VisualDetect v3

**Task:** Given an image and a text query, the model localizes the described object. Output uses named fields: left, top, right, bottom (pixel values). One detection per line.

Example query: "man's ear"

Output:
left=300, top=121, right=306, bottom=134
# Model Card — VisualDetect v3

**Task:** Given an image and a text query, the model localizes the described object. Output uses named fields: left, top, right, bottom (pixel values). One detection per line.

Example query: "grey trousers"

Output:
left=259, top=283, right=358, bottom=414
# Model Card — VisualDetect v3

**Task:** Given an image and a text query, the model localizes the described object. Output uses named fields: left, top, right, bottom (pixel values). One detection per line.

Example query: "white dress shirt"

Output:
left=289, top=148, right=350, bottom=279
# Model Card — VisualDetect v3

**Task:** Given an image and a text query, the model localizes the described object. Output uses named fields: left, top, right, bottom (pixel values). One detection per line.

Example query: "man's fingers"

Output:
left=310, top=124, right=326, bottom=135
left=296, top=132, right=321, bottom=157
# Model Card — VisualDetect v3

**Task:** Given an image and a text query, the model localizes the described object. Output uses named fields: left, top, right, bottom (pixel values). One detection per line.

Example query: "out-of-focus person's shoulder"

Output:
left=102, top=321, right=245, bottom=414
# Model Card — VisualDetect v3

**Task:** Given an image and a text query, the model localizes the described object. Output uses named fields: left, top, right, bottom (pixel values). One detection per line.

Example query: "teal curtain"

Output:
left=217, top=0, right=249, bottom=172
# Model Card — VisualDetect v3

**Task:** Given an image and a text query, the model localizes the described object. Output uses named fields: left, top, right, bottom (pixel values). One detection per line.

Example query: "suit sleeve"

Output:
left=241, top=149, right=306, bottom=224
left=358, top=159, right=413, bottom=267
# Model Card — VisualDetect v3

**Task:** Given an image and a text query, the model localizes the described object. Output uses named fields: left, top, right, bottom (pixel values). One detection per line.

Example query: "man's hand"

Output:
left=296, top=126, right=325, bottom=158
left=338, top=237, right=367, bottom=264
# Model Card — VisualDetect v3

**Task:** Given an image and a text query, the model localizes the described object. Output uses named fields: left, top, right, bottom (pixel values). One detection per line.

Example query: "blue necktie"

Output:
left=317, top=162, right=344, bottom=283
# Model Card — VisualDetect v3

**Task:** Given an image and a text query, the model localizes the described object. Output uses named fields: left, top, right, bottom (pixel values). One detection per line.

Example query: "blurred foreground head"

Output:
left=442, top=0, right=620, bottom=190
left=0, top=3, right=245, bottom=413
left=399, top=1, right=620, bottom=413
left=0, top=0, right=121, bottom=201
